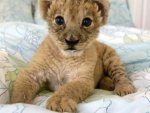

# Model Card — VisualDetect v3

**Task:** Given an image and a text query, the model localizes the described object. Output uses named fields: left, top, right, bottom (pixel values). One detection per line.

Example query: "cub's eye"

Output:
left=82, top=18, right=92, bottom=27
left=55, top=16, right=65, bottom=25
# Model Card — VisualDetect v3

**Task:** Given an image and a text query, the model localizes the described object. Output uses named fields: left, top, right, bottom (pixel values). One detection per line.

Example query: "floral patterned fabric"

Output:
left=100, top=25, right=150, bottom=44
left=0, top=22, right=47, bottom=104
left=0, top=50, right=27, bottom=104
left=1, top=68, right=150, bottom=113
left=100, top=25, right=150, bottom=74
left=0, top=22, right=150, bottom=113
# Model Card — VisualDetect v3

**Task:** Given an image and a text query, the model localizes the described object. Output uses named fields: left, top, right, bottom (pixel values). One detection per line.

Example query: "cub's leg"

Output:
left=99, top=76, right=114, bottom=91
left=47, top=79, right=94, bottom=112
left=11, top=68, right=41, bottom=103
left=99, top=43, right=136, bottom=96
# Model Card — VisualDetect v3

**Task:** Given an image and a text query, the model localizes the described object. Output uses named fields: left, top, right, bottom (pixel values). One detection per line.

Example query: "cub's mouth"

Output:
left=64, top=47, right=82, bottom=54
left=66, top=47, right=76, bottom=51
left=65, top=48, right=79, bottom=52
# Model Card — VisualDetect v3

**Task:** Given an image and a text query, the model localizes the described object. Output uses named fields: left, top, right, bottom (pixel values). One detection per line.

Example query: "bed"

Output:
left=0, top=0, right=150, bottom=113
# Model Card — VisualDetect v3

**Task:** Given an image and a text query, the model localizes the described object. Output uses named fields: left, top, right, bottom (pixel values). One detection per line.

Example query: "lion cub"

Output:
left=11, top=0, right=136, bottom=112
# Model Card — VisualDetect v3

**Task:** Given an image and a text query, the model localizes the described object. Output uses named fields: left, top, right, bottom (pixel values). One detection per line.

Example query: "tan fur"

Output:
left=11, top=0, right=136, bottom=112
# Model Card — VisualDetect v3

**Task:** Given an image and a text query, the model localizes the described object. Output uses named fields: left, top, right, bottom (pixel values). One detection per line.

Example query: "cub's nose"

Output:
left=65, top=35, right=79, bottom=46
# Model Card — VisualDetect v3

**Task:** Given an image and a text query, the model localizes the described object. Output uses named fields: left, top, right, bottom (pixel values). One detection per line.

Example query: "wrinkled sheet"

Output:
left=1, top=68, right=150, bottom=113
left=0, top=22, right=150, bottom=113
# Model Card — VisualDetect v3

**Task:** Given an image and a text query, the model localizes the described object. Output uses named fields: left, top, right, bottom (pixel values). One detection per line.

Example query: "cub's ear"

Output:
left=94, top=0, right=110, bottom=25
left=39, top=0, right=52, bottom=20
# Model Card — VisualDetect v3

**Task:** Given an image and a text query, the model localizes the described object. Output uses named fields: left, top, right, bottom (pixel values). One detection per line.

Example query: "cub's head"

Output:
left=40, top=0, right=109, bottom=55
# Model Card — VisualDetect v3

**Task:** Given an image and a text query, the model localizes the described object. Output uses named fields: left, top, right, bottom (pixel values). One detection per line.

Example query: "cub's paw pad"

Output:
left=46, top=96, right=77, bottom=112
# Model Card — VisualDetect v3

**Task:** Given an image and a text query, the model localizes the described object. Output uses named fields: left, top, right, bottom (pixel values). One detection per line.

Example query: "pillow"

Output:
left=33, top=0, right=133, bottom=27
left=108, top=0, right=134, bottom=26
left=113, top=43, right=150, bottom=74
left=33, top=0, right=47, bottom=26
left=0, top=0, right=34, bottom=23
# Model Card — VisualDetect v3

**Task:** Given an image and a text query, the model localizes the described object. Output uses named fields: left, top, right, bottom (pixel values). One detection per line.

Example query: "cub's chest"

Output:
left=45, top=54, right=98, bottom=91
left=47, top=57, right=92, bottom=78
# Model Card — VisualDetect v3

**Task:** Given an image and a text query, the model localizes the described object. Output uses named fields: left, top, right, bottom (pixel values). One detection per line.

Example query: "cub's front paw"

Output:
left=114, top=83, right=136, bottom=96
left=46, top=95, right=77, bottom=113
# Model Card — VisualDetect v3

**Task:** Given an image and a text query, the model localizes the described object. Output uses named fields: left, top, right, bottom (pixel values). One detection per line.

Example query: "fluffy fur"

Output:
left=11, top=0, right=136, bottom=112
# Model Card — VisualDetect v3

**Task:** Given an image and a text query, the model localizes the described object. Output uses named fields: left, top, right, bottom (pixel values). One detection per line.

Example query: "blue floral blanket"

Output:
left=0, top=22, right=150, bottom=113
